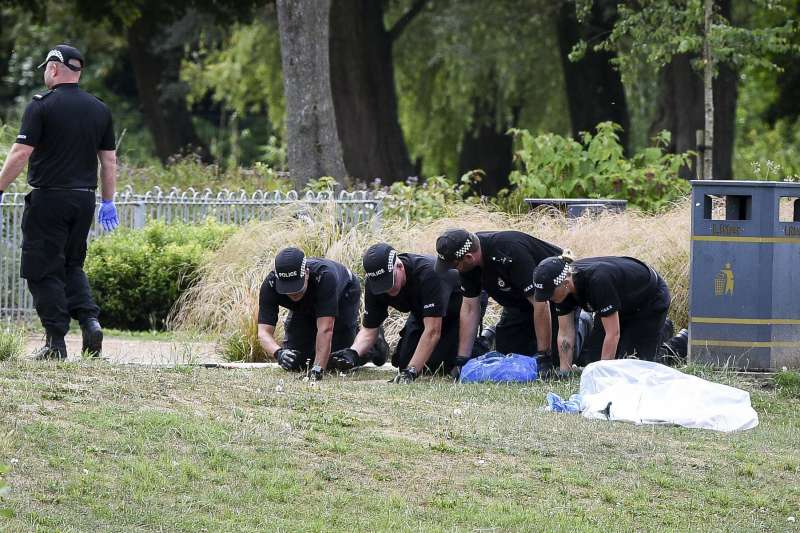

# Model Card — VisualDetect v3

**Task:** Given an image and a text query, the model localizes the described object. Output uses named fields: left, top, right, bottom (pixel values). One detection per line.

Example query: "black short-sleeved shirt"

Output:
left=553, top=257, right=660, bottom=317
left=363, top=253, right=461, bottom=329
left=459, top=231, right=561, bottom=309
left=258, top=258, right=354, bottom=326
left=16, top=83, right=115, bottom=189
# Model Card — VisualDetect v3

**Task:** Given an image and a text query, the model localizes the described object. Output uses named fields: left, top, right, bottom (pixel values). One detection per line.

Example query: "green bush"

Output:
left=500, top=122, right=692, bottom=212
left=85, top=220, right=236, bottom=331
left=735, top=117, right=800, bottom=182
left=380, top=173, right=481, bottom=223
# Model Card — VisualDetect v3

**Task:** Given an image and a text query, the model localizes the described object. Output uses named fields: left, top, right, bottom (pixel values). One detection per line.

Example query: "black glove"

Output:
left=309, top=364, right=324, bottom=382
left=330, top=348, right=362, bottom=371
left=449, top=355, right=471, bottom=382
left=471, top=336, right=491, bottom=357
left=275, top=348, right=300, bottom=370
left=390, top=366, right=418, bottom=384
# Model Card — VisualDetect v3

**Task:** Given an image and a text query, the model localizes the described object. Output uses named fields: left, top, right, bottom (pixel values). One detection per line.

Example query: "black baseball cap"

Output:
left=435, top=229, right=476, bottom=273
left=37, top=44, right=84, bottom=71
left=274, top=247, right=307, bottom=294
left=533, top=256, right=570, bottom=301
left=363, top=243, right=397, bottom=295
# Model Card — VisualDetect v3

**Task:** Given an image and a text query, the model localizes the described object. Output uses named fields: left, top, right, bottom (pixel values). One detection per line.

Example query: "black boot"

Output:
left=658, top=328, right=688, bottom=365
left=31, top=331, right=67, bottom=361
left=370, top=327, right=389, bottom=367
left=80, top=318, right=103, bottom=357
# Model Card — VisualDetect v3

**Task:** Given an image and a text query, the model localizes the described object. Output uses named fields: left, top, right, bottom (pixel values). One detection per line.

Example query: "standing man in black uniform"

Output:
left=330, top=243, right=473, bottom=384
left=257, top=247, right=382, bottom=381
left=435, top=229, right=563, bottom=367
left=533, top=254, right=671, bottom=365
left=0, top=45, right=118, bottom=360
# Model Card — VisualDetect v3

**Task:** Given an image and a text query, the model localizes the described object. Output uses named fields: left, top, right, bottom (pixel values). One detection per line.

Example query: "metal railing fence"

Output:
left=1, top=185, right=382, bottom=321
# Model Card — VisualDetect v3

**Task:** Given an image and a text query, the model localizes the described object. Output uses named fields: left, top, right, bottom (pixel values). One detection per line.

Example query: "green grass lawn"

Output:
left=0, top=361, right=798, bottom=532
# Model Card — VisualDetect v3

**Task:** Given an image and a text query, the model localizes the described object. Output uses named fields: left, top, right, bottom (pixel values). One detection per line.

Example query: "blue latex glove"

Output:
left=98, top=199, right=119, bottom=232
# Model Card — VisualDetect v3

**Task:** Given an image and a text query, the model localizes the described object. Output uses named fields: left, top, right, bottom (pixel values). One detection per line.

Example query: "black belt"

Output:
left=32, top=186, right=96, bottom=192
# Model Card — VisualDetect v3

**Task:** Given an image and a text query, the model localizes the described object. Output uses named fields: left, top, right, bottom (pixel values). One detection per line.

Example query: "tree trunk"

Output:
left=650, top=1, right=736, bottom=180
left=556, top=0, right=630, bottom=152
left=127, top=18, right=211, bottom=164
left=457, top=101, right=519, bottom=196
left=329, top=0, right=415, bottom=184
left=0, top=10, right=17, bottom=103
left=276, top=0, right=346, bottom=188
left=703, top=0, right=714, bottom=180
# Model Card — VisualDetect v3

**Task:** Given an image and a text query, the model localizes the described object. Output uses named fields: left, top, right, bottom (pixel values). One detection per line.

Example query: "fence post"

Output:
left=133, top=202, right=146, bottom=229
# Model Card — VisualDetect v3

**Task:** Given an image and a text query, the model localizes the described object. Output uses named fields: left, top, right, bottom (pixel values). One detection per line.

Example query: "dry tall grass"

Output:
left=170, top=200, right=690, bottom=361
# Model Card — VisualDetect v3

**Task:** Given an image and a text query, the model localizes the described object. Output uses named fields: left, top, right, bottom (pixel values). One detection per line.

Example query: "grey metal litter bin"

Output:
left=689, top=180, right=800, bottom=370
left=524, top=198, right=627, bottom=218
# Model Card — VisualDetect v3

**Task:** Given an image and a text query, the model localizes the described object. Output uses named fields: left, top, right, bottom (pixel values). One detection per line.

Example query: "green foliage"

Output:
left=0, top=327, right=24, bottom=362
left=392, top=0, right=569, bottom=178
left=574, top=0, right=797, bottom=85
left=183, top=18, right=284, bottom=130
left=734, top=65, right=800, bottom=180
left=116, top=154, right=290, bottom=192
left=85, top=220, right=236, bottom=331
left=182, top=11, right=286, bottom=169
left=380, top=173, right=482, bottom=223
left=501, top=122, right=692, bottom=212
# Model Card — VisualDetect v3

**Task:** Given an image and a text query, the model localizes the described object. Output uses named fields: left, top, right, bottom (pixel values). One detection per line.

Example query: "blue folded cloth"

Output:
left=545, top=392, right=583, bottom=413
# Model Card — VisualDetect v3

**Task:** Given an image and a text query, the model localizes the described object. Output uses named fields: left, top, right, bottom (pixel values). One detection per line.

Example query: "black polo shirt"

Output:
left=16, top=83, right=115, bottom=189
left=258, top=258, right=354, bottom=326
left=460, top=231, right=561, bottom=309
left=363, top=253, right=461, bottom=329
left=552, top=257, right=660, bottom=317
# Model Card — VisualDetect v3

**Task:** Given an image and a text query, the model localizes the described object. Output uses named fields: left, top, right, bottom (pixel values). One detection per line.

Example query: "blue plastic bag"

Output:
left=460, top=351, right=538, bottom=384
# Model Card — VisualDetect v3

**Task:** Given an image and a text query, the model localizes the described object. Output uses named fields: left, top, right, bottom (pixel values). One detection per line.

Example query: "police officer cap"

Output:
left=363, top=243, right=397, bottom=295
left=274, top=247, right=307, bottom=295
left=533, top=256, right=570, bottom=301
left=37, top=44, right=84, bottom=72
left=435, top=228, right=476, bottom=273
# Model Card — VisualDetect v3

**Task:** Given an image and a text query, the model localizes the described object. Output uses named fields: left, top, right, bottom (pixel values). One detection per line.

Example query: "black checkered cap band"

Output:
left=45, top=49, right=64, bottom=63
left=552, top=264, right=569, bottom=287
left=453, top=238, right=472, bottom=259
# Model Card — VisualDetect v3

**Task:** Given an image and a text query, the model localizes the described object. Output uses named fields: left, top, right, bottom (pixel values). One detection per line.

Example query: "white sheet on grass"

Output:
left=579, top=359, right=759, bottom=432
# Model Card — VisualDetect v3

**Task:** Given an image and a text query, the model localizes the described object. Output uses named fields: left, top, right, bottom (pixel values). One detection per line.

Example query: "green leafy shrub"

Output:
left=500, top=122, right=692, bottom=212
left=85, top=220, right=236, bottom=331
left=116, top=154, right=290, bottom=193
left=380, top=173, right=481, bottom=223
left=736, top=118, right=800, bottom=182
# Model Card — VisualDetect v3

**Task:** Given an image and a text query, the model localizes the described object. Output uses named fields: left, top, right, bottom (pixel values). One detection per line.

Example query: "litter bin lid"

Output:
left=690, top=180, right=800, bottom=189
left=524, top=198, right=628, bottom=206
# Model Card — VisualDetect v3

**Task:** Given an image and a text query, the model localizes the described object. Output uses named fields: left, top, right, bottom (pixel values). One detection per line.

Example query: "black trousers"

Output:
left=391, top=297, right=464, bottom=374
left=21, top=189, right=99, bottom=336
left=495, top=304, right=559, bottom=357
left=579, top=277, right=672, bottom=364
left=494, top=304, right=591, bottom=371
left=282, top=278, right=360, bottom=369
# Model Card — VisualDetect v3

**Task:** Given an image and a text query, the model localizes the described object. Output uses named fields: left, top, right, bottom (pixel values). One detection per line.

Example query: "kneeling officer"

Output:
left=332, top=243, right=469, bottom=384
left=257, top=247, right=362, bottom=381
left=533, top=254, right=671, bottom=365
